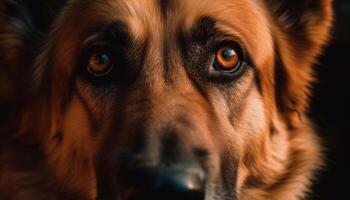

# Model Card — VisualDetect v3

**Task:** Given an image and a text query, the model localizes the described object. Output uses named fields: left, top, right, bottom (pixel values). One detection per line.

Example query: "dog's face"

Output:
left=50, top=1, right=273, bottom=198
left=0, top=0, right=333, bottom=200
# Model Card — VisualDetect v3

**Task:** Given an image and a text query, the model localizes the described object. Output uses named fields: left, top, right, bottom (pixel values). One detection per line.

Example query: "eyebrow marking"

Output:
left=190, top=16, right=218, bottom=45
left=82, top=21, right=129, bottom=46
left=103, top=21, right=130, bottom=44
left=189, top=16, right=244, bottom=48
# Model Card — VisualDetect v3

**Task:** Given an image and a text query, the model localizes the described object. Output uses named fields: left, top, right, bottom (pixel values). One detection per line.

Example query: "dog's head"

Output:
left=0, top=0, right=332, bottom=199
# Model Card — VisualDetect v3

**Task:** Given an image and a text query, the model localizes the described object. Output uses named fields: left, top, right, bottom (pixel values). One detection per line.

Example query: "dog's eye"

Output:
left=213, top=47, right=241, bottom=72
left=87, top=51, right=113, bottom=76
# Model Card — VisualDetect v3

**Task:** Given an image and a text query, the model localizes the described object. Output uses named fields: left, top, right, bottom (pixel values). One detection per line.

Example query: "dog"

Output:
left=0, top=0, right=333, bottom=199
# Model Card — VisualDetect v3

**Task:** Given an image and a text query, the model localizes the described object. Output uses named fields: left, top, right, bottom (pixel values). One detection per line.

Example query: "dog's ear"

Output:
left=267, top=0, right=333, bottom=126
left=0, top=0, right=65, bottom=95
left=0, top=0, right=66, bottom=133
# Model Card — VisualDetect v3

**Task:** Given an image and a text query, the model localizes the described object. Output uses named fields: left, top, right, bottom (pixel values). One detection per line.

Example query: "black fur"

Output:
left=158, top=0, right=170, bottom=17
left=0, top=0, right=64, bottom=54
left=0, top=0, right=65, bottom=148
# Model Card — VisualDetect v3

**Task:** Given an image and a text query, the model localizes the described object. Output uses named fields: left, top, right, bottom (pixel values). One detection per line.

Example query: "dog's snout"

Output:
left=114, top=124, right=208, bottom=200
left=121, top=164, right=205, bottom=200
left=111, top=112, right=211, bottom=200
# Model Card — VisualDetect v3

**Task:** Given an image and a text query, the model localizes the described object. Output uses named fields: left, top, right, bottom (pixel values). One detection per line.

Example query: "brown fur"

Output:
left=0, top=0, right=333, bottom=199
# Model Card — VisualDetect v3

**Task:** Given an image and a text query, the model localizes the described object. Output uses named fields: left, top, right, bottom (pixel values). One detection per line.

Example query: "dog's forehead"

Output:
left=55, top=0, right=273, bottom=68
left=88, top=0, right=270, bottom=60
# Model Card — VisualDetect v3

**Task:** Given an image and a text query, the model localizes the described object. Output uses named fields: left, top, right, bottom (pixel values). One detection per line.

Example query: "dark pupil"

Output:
left=96, top=54, right=109, bottom=65
left=222, top=49, right=235, bottom=60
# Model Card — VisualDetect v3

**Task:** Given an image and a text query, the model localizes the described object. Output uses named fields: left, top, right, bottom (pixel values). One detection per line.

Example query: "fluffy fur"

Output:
left=0, top=0, right=332, bottom=199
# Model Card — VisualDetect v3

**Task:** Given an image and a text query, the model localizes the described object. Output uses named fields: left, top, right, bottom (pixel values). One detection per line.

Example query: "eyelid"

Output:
left=85, top=42, right=113, bottom=53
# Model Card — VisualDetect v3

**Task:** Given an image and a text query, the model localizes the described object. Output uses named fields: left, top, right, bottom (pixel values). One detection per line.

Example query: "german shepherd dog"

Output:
left=0, top=0, right=333, bottom=199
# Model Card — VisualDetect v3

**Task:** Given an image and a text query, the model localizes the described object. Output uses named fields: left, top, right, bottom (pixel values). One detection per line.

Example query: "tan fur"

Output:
left=0, top=0, right=333, bottom=199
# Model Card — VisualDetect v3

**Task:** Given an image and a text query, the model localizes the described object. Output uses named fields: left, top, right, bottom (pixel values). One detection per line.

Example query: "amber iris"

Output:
left=214, top=47, right=240, bottom=71
left=88, top=52, right=113, bottom=76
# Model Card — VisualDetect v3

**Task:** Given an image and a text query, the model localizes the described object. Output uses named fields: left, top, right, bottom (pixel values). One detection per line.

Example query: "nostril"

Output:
left=122, top=166, right=205, bottom=200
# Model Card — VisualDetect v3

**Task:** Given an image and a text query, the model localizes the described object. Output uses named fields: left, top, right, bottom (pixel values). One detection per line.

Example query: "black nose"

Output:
left=121, top=164, right=205, bottom=200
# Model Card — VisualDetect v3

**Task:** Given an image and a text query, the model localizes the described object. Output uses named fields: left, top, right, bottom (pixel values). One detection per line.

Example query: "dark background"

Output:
left=310, top=0, right=349, bottom=199
left=0, top=1, right=349, bottom=199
